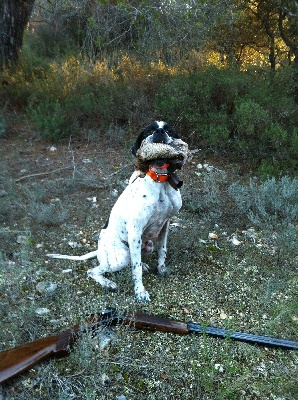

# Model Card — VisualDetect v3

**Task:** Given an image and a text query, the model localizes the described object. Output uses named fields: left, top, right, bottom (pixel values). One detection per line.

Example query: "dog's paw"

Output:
left=158, top=265, right=170, bottom=277
left=102, top=278, right=118, bottom=291
left=135, top=290, right=151, bottom=303
left=141, top=262, right=150, bottom=273
left=87, top=269, right=117, bottom=291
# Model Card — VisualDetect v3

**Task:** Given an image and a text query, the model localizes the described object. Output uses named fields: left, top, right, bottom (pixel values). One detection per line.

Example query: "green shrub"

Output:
left=156, top=67, right=298, bottom=174
left=28, top=99, right=72, bottom=142
left=1, top=54, right=298, bottom=174
left=257, top=159, right=283, bottom=180
left=185, top=172, right=227, bottom=222
left=233, top=99, right=270, bottom=139
left=28, top=202, right=68, bottom=226
left=229, top=176, right=298, bottom=229
left=229, top=176, right=298, bottom=264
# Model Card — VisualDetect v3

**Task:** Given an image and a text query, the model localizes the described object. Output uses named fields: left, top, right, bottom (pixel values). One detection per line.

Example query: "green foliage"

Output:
left=1, top=42, right=298, bottom=173
left=29, top=99, right=71, bottom=142
left=229, top=176, right=298, bottom=229
left=156, top=67, right=298, bottom=174
left=185, top=172, right=226, bottom=221
left=233, top=99, right=269, bottom=138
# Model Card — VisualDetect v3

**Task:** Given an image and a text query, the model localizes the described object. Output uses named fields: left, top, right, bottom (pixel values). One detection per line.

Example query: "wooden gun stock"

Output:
left=0, top=325, right=80, bottom=384
left=124, top=312, right=189, bottom=333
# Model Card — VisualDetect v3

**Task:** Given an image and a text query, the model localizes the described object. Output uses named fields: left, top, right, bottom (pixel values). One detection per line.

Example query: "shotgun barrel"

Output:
left=1, top=308, right=297, bottom=384
left=121, top=312, right=298, bottom=350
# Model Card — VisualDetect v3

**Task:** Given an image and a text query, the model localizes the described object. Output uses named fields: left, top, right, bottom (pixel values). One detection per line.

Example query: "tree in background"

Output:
left=1, top=0, right=298, bottom=70
left=0, top=0, right=35, bottom=68
left=27, top=0, right=236, bottom=65
left=242, top=0, right=298, bottom=69
left=201, top=0, right=298, bottom=69
left=277, top=0, right=298, bottom=65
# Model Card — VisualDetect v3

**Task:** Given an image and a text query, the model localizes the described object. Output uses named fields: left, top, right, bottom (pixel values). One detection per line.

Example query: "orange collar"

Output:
left=147, top=163, right=169, bottom=182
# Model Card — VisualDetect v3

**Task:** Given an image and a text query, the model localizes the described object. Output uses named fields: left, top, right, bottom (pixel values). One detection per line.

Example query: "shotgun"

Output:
left=1, top=308, right=297, bottom=383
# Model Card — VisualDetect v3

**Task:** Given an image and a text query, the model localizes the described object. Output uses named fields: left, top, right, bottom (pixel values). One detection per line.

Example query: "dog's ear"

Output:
left=164, top=124, right=180, bottom=139
left=131, top=123, right=157, bottom=156
left=131, top=130, right=146, bottom=156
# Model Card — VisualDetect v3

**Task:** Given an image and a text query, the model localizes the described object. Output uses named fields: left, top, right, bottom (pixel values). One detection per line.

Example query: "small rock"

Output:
left=101, top=373, right=111, bottom=385
left=208, top=232, right=218, bottom=240
left=62, top=268, right=73, bottom=274
left=220, top=311, right=227, bottom=320
left=214, top=363, right=224, bottom=372
left=229, top=235, right=242, bottom=246
left=111, top=189, right=119, bottom=197
left=35, top=308, right=50, bottom=315
left=17, top=235, right=29, bottom=244
left=170, top=222, right=186, bottom=230
left=98, top=330, right=117, bottom=350
left=190, top=148, right=201, bottom=154
left=50, top=198, right=61, bottom=203
left=36, top=281, right=58, bottom=294
left=68, top=241, right=82, bottom=248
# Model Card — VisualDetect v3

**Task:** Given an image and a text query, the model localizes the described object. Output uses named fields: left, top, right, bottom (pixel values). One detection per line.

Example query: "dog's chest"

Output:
left=140, top=180, right=182, bottom=239
left=107, top=176, right=182, bottom=241
left=153, top=186, right=181, bottom=216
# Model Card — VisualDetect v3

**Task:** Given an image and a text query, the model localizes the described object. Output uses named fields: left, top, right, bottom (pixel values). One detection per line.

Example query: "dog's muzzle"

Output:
left=151, top=129, right=172, bottom=144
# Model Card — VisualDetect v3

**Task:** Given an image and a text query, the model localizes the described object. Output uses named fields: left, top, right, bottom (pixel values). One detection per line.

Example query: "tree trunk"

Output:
left=278, top=8, right=298, bottom=66
left=0, top=0, right=35, bottom=68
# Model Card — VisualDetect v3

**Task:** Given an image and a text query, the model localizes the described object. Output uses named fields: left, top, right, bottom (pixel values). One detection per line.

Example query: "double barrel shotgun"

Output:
left=1, top=308, right=297, bottom=383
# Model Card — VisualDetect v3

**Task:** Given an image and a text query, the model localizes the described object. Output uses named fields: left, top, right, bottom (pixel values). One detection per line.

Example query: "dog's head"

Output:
left=131, top=121, right=180, bottom=157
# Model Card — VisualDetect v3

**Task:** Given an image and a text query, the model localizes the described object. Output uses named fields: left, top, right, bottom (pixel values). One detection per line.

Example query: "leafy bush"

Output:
left=226, top=176, right=298, bottom=264
left=28, top=202, right=68, bottom=226
left=185, top=172, right=226, bottom=222
left=229, top=176, right=298, bottom=229
left=155, top=67, right=298, bottom=174
left=233, top=99, right=269, bottom=139
left=29, top=99, right=71, bottom=141
left=1, top=52, right=297, bottom=174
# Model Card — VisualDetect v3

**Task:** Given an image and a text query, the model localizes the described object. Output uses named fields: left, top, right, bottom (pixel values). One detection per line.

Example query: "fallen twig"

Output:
left=15, top=166, right=73, bottom=182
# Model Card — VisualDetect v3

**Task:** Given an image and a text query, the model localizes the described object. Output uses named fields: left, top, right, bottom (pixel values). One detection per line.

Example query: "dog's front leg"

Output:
left=156, top=220, right=170, bottom=277
left=128, top=228, right=150, bottom=302
left=132, top=261, right=150, bottom=302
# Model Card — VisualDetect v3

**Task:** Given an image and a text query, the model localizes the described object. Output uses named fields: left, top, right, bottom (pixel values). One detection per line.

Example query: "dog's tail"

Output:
left=47, top=250, right=98, bottom=261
